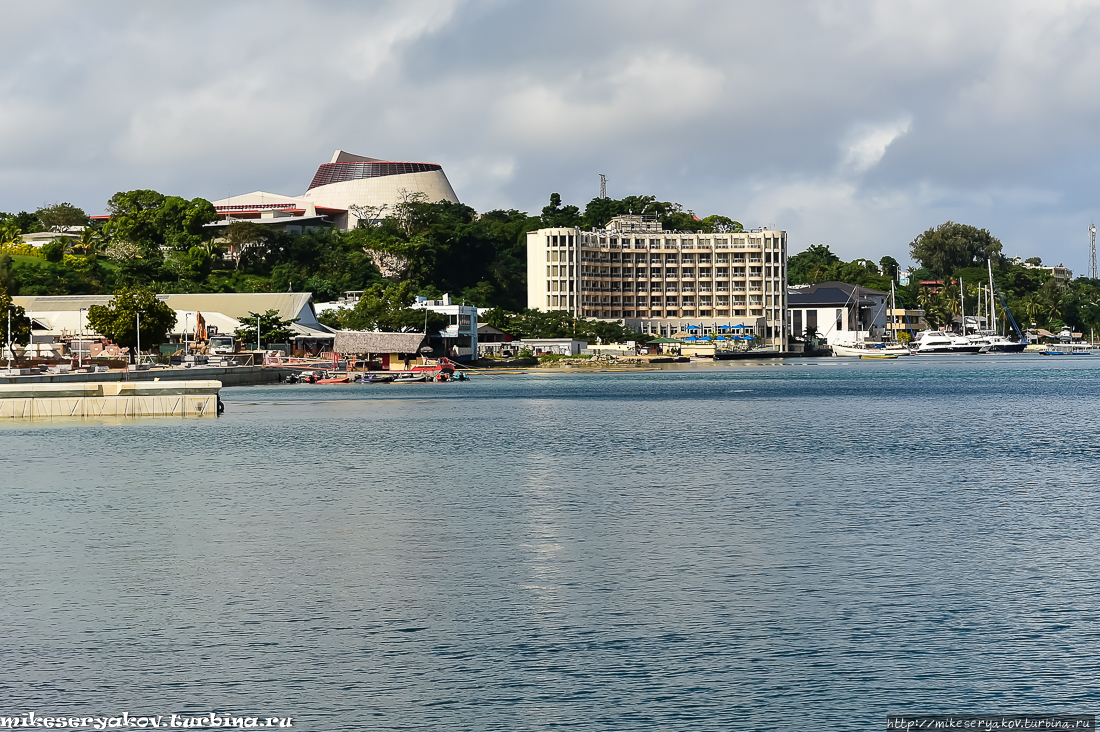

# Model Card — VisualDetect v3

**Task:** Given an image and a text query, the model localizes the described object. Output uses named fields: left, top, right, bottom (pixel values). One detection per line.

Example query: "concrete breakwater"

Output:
left=0, top=365, right=288, bottom=387
left=0, top=380, right=222, bottom=419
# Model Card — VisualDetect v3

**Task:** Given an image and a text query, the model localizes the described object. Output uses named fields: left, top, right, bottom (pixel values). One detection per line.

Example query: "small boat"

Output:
left=1040, top=344, right=1093, bottom=355
left=832, top=343, right=908, bottom=357
left=860, top=353, right=900, bottom=359
left=315, top=376, right=350, bottom=384
left=392, top=374, right=428, bottom=383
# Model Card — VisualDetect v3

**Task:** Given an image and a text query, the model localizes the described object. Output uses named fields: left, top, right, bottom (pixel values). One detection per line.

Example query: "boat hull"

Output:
left=915, top=345, right=982, bottom=354
left=980, top=343, right=1026, bottom=354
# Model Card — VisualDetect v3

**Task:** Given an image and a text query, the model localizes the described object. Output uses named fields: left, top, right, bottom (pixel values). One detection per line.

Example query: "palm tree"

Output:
left=76, top=226, right=107, bottom=256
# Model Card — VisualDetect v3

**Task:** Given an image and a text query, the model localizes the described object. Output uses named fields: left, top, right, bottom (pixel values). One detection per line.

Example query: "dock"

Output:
left=0, top=380, right=223, bottom=419
left=0, top=365, right=289, bottom=387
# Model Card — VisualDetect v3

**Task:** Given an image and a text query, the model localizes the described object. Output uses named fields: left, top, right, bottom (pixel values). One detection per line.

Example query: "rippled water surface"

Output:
left=3, top=355, right=1100, bottom=730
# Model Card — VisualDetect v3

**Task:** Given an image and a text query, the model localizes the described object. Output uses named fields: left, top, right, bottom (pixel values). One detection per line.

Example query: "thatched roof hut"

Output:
left=333, top=331, right=427, bottom=355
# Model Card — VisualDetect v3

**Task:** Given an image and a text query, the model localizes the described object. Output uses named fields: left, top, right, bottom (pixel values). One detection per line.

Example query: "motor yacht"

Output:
left=913, top=330, right=982, bottom=354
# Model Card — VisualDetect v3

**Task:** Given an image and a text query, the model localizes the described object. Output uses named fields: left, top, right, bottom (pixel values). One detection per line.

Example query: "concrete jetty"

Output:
left=0, top=365, right=289, bottom=387
left=0, top=380, right=222, bottom=419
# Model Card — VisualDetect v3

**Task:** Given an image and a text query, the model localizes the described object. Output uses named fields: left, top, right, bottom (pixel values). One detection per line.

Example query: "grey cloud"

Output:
left=2, top=0, right=1099, bottom=266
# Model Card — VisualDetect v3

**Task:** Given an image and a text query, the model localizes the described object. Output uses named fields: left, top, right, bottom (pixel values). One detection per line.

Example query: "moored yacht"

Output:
left=979, top=335, right=1026, bottom=353
left=912, top=330, right=982, bottom=354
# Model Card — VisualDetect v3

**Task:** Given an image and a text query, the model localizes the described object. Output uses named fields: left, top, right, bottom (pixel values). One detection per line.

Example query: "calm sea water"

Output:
left=3, top=355, right=1100, bottom=730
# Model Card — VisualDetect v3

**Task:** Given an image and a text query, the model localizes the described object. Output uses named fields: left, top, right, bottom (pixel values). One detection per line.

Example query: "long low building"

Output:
left=12, top=293, right=335, bottom=351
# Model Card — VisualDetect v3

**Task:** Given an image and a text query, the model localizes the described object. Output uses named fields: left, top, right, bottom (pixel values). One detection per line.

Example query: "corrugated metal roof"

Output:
left=13, top=293, right=334, bottom=340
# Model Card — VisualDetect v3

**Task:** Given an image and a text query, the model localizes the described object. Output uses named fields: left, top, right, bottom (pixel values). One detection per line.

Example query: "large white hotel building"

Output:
left=527, top=215, right=788, bottom=348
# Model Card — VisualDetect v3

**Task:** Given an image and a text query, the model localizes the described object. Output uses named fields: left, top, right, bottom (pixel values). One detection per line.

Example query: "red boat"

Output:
left=315, top=377, right=350, bottom=384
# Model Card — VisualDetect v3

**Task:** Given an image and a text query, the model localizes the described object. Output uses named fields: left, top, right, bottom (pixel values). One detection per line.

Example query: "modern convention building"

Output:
left=211, top=150, right=460, bottom=231
left=527, top=215, right=788, bottom=349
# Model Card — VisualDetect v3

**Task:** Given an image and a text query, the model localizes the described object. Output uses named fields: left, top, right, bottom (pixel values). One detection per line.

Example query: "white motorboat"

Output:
left=979, top=335, right=1026, bottom=353
left=912, top=330, right=982, bottom=354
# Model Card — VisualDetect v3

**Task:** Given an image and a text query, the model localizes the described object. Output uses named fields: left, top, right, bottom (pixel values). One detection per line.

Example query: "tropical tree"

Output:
left=0, top=219, right=23, bottom=246
left=103, top=189, right=217, bottom=253
left=234, top=309, right=299, bottom=348
left=879, top=255, right=900, bottom=280
left=698, top=215, right=743, bottom=233
left=540, top=193, right=582, bottom=228
left=86, top=287, right=177, bottom=351
left=787, top=244, right=841, bottom=284
left=35, top=203, right=88, bottom=232
left=909, top=221, right=1004, bottom=279
left=40, top=239, right=68, bottom=263
left=338, top=281, right=448, bottom=333
left=0, top=286, right=31, bottom=346
left=75, top=225, right=108, bottom=255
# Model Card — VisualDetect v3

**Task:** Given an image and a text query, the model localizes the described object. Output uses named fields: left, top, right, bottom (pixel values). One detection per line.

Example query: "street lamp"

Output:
left=78, top=307, right=86, bottom=370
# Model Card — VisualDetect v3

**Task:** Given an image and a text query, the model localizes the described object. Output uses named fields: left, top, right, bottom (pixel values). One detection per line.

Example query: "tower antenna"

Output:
left=599, top=174, right=607, bottom=199
left=1090, top=223, right=1097, bottom=280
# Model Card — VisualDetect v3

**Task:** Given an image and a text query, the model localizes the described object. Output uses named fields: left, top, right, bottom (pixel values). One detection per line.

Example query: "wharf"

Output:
left=0, top=365, right=290, bottom=387
left=0, top=380, right=222, bottom=419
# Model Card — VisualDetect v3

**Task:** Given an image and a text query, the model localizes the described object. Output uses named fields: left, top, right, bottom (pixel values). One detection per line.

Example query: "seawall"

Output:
left=0, top=365, right=290, bottom=387
left=0, top=380, right=222, bottom=419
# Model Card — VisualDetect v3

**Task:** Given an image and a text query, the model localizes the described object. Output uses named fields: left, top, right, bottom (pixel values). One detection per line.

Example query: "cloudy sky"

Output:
left=3, top=0, right=1100, bottom=268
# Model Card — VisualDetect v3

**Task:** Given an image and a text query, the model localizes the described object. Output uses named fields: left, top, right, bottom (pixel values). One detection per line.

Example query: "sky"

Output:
left=3, top=0, right=1100, bottom=269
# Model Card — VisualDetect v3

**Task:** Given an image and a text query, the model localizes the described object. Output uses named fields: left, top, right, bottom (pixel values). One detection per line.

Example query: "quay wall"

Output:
left=0, top=380, right=222, bottom=419
left=0, top=366, right=289, bottom=387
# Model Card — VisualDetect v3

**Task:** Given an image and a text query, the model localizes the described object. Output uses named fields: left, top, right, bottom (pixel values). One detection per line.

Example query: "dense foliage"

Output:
left=0, top=286, right=31, bottom=346
left=482, top=308, right=654, bottom=344
left=787, top=221, right=1099, bottom=337
left=317, top=282, right=449, bottom=334
left=85, top=287, right=177, bottom=349
left=234, top=310, right=300, bottom=348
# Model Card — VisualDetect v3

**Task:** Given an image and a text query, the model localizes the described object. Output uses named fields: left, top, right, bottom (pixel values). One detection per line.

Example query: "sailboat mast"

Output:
left=987, top=258, right=998, bottom=336
left=890, top=280, right=897, bottom=343
left=959, top=276, right=965, bottom=335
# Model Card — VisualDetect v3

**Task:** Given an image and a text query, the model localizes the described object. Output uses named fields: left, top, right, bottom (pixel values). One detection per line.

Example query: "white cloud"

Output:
left=840, top=119, right=912, bottom=174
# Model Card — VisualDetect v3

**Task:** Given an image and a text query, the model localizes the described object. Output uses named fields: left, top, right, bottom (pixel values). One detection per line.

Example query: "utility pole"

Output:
left=6, top=308, right=11, bottom=372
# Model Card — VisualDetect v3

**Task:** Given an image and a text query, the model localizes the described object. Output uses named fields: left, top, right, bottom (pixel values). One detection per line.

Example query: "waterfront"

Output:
left=2, top=355, right=1100, bottom=730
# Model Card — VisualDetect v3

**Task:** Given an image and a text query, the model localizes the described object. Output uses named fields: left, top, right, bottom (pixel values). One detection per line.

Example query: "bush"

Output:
left=40, top=240, right=66, bottom=263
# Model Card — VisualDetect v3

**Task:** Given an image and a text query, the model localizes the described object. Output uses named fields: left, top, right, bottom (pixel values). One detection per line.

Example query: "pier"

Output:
left=0, top=380, right=222, bottom=419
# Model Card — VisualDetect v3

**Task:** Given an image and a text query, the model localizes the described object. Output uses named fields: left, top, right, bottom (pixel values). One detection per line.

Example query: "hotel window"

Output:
left=793, top=310, right=803, bottom=335
left=836, top=308, right=844, bottom=331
